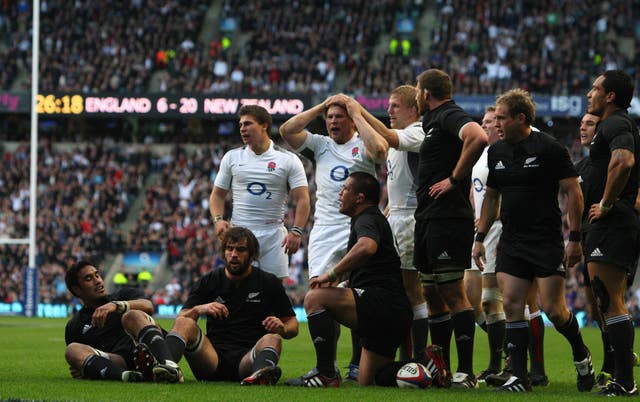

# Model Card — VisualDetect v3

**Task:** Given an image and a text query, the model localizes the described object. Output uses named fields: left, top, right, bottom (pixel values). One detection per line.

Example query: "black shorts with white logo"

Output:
left=496, top=250, right=566, bottom=281
left=583, top=222, right=640, bottom=275
left=413, top=218, right=474, bottom=274
left=352, top=287, right=412, bottom=358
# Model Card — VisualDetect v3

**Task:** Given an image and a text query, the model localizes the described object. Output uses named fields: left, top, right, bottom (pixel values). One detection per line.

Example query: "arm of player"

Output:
left=279, top=100, right=328, bottom=149
left=309, top=236, right=377, bottom=288
left=360, top=105, right=401, bottom=149
left=209, top=185, right=231, bottom=239
left=347, top=101, right=389, bottom=164
left=178, top=302, right=229, bottom=321
left=91, top=298, right=154, bottom=328
left=282, top=186, right=310, bottom=255
left=429, top=122, right=488, bottom=199
left=588, top=148, right=634, bottom=222
left=262, top=315, right=299, bottom=339
left=560, top=176, right=584, bottom=268
left=472, top=186, right=500, bottom=271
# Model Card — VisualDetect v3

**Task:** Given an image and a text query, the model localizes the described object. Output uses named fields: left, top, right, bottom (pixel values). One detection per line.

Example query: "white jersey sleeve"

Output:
left=299, top=131, right=377, bottom=225
left=471, top=147, right=489, bottom=219
left=386, top=123, right=423, bottom=211
left=396, top=122, right=424, bottom=153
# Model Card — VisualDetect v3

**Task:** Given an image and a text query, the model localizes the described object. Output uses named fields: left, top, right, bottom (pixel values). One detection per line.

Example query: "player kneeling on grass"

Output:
left=64, top=260, right=182, bottom=383
left=136, top=227, right=299, bottom=385
left=287, top=172, right=430, bottom=387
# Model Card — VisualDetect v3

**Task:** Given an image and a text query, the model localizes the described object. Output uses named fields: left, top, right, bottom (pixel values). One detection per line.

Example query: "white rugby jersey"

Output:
left=299, top=131, right=376, bottom=225
left=387, top=122, right=423, bottom=212
left=471, top=146, right=489, bottom=219
left=214, top=141, right=308, bottom=227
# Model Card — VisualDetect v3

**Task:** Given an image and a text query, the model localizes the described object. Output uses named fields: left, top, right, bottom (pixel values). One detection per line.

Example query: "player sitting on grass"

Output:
left=130, top=227, right=299, bottom=385
left=64, top=260, right=182, bottom=383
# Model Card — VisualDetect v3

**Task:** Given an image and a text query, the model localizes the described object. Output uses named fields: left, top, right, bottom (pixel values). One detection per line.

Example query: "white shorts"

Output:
left=388, top=210, right=416, bottom=270
left=308, top=224, right=349, bottom=278
left=469, top=220, right=502, bottom=274
left=252, top=225, right=288, bottom=279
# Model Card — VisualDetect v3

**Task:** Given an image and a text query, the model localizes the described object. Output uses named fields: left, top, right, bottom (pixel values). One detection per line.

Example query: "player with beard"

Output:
left=64, top=261, right=182, bottom=383
left=413, top=68, right=488, bottom=389
left=136, top=227, right=299, bottom=385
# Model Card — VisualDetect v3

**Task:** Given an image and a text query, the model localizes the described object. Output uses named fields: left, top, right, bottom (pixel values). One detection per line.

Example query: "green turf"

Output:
left=0, top=316, right=634, bottom=401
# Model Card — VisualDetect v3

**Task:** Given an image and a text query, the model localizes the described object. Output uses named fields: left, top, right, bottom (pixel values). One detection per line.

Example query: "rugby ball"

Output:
left=396, top=362, right=432, bottom=388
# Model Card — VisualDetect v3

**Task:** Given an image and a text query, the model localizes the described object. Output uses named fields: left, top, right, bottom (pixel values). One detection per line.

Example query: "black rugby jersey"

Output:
left=416, top=101, right=475, bottom=220
left=347, top=206, right=404, bottom=294
left=581, top=109, right=640, bottom=227
left=182, top=268, right=295, bottom=350
left=65, top=287, right=144, bottom=362
left=487, top=130, right=577, bottom=250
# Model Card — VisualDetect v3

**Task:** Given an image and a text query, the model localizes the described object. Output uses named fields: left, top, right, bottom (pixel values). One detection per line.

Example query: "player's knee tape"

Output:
left=185, top=326, right=204, bottom=355
left=486, top=311, right=506, bottom=324
left=419, top=273, right=436, bottom=286
left=591, top=275, right=611, bottom=314
left=433, top=270, right=464, bottom=284
left=420, top=269, right=464, bottom=285
left=481, top=287, right=503, bottom=305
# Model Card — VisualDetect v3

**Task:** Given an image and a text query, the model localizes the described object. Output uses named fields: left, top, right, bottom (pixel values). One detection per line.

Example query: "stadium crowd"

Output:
left=0, top=0, right=639, bottom=366
left=0, top=140, right=149, bottom=305
left=2, top=1, right=637, bottom=95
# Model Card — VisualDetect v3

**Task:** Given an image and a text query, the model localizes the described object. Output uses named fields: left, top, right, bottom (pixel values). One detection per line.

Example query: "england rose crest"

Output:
left=267, top=161, right=276, bottom=171
left=352, top=147, right=360, bottom=158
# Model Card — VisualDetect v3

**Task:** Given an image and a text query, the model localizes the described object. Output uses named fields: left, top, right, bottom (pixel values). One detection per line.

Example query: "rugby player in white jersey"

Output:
left=332, top=87, right=429, bottom=362
left=279, top=95, right=388, bottom=383
left=210, top=105, right=310, bottom=279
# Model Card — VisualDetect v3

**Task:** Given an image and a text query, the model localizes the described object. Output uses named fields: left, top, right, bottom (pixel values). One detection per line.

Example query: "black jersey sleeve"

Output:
left=548, top=137, right=578, bottom=181
left=353, top=213, right=381, bottom=245
left=182, top=271, right=221, bottom=309
left=266, top=275, right=296, bottom=318
left=441, top=108, right=474, bottom=140
left=603, top=114, right=636, bottom=153
left=112, top=286, right=146, bottom=301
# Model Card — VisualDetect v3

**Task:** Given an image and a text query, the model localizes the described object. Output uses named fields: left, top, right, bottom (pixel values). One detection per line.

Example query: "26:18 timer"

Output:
left=36, top=94, right=84, bottom=114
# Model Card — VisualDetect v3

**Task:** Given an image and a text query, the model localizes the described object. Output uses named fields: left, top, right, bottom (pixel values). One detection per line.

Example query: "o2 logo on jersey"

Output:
left=473, top=178, right=484, bottom=193
left=330, top=165, right=349, bottom=182
left=267, top=161, right=276, bottom=172
left=247, top=182, right=272, bottom=199
left=351, top=147, right=360, bottom=158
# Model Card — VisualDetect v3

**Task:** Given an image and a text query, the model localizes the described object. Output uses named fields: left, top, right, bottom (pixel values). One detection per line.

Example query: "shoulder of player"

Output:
left=271, top=144, right=301, bottom=159
left=602, top=111, right=633, bottom=132
left=221, top=146, right=245, bottom=160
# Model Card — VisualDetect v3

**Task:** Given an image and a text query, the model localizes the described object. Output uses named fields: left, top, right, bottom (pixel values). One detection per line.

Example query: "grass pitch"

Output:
left=0, top=316, right=634, bottom=401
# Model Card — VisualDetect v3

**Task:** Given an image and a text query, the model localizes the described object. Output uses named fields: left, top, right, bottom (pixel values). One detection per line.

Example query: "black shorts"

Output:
left=496, top=251, right=566, bottom=281
left=352, top=287, right=412, bottom=358
left=413, top=218, right=473, bottom=275
left=208, top=343, right=251, bottom=382
left=583, top=223, right=640, bottom=274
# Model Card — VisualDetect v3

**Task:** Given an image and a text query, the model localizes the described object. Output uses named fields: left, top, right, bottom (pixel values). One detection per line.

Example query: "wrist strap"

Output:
left=290, top=225, right=303, bottom=237
left=475, top=232, right=486, bottom=243
left=112, top=301, right=130, bottom=314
